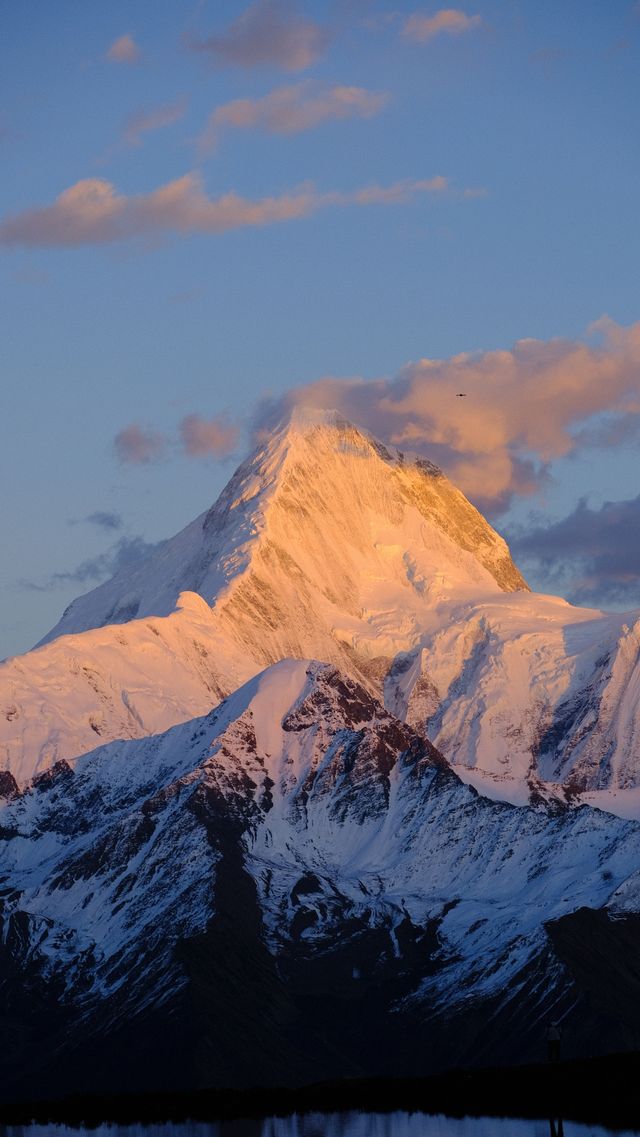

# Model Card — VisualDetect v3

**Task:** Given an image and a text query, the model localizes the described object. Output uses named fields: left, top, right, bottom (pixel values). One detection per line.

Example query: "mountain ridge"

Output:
left=38, top=409, right=528, bottom=646
left=3, top=658, right=640, bottom=1099
left=3, top=411, right=640, bottom=809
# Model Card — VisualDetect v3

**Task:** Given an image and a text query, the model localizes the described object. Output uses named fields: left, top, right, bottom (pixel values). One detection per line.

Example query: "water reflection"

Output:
left=2, top=1114, right=638, bottom=1137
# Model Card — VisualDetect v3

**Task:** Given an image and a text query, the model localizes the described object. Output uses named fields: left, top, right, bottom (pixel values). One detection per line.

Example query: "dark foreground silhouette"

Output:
left=1, top=1051, right=639, bottom=1130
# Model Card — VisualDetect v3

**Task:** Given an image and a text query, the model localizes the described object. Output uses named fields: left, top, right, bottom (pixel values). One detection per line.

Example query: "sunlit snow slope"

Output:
left=39, top=409, right=527, bottom=647
left=2, top=410, right=640, bottom=812
left=0, top=411, right=525, bottom=783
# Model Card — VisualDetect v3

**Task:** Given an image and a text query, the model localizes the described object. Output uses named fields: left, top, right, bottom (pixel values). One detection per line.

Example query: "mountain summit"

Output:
left=42, top=409, right=528, bottom=649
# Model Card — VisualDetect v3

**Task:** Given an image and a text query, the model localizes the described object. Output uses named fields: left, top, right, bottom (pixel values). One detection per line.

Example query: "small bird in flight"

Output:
left=456, top=392, right=467, bottom=397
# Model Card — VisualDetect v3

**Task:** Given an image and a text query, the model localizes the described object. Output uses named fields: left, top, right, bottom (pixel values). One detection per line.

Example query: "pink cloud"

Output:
left=256, top=319, right=640, bottom=511
left=198, top=83, right=389, bottom=155
left=114, top=424, right=167, bottom=465
left=402, top=9, right=482, bottom=43
left=180, top=414, right=239, bottom=458
left=187, top=0, right=329, bottom=72
left=106, top=34, right=140, bottom=64
left=0, top=171, right=457, bottom=248
left=349, top=176, right=448, bottom=204
left=123, top=98, right=187, bottom=148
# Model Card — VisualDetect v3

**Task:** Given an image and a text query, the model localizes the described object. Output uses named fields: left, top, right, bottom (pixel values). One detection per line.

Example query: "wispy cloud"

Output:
left=123, top=98, right=187, bottom=148
left=348, top=177, right=448, bottom=203
left=180, top=414, right=239, bottom=458
left=106, top=34, right=140, bottom=64
left=402, top=9, right=482, bottom=43
left=253, top=319, right=640, bottom=513
left=70, top=511, right=124, bottom=531
left=198, top=82, right=389, bottom=154
left=0, top=171, right=454, bottom=249
left=114, top=424, right=167, bottom=464
left=509, top=496, right=640, bottom=610
left=21, top=536, right=160, bottom=592
left=112, top=414, right=239, bottom=465
left=186, top=0, right=329, bottom=72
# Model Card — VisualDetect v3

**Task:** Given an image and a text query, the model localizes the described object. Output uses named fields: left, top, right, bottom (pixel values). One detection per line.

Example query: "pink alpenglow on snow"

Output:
left=6, top=411, right=640, bottom=824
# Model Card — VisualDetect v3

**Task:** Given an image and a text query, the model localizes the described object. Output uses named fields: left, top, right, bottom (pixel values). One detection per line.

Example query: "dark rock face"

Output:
left=546, top=908, right=640, bottom=1056
left=0, top=771, right=18, bottom=800
left=1, top=661, right=640, bottom=1101
left=32, top=759, right=74, bottom=792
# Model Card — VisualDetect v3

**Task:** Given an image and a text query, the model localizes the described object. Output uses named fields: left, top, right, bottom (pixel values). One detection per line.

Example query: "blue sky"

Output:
left=2, top=1, right=640, bottom=657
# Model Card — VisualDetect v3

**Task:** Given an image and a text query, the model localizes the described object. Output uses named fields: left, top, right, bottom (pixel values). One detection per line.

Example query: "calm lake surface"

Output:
left=1, top=1115, right=638, bottom=1137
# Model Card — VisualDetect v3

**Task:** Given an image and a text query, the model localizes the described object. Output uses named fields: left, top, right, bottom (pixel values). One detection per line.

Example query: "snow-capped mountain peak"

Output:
left=39, top=409, right=528, bottom=648
left=4, top=411, right=640, bottom=815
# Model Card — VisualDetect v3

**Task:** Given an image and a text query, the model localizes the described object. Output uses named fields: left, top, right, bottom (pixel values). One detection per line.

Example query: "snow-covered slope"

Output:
left=0, top=660, right=432, bottom=1013
left=39, top=409, right=527, bottom=649
left=3, top=409, right=640, bottom=812
left=0, top=592, right=233, bottom=785
left=5, top=411, right=640, bottom=1097
left=405, top=596, right=640, bottom=811
left=0, top=410, right=528, bottom=787
left=2, top=661, right=640, bottom=1096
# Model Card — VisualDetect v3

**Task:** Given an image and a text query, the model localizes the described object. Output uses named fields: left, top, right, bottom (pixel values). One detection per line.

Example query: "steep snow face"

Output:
left=406, top=597, right=640, bottom=809
left=39, top=410, right=527, bottom=653
left=0, top=593, right=234, bottom=785
left=0, top=662, right=435, bottom=1013
left=2, top=661, right=640, bottom=1089
left=208, top=412, right=528, bottom=673
left=7, top=579, right=640, bottom=807
left=249, top=725, right=640, bottom=1021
